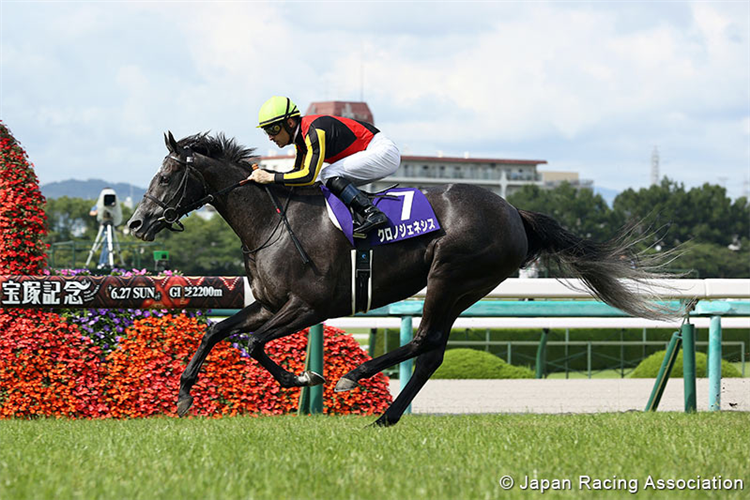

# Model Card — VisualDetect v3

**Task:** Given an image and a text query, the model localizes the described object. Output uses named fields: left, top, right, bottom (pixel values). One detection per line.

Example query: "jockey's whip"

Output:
left=245, top=164, right=311, bottom=265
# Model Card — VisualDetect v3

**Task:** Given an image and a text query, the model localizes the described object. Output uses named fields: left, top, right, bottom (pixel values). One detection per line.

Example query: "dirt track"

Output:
left=388, top=378, right=750, bottom=414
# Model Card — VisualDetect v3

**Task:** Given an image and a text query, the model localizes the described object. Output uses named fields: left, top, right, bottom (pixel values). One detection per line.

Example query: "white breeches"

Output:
left=318, top=133, right=401, bottom=186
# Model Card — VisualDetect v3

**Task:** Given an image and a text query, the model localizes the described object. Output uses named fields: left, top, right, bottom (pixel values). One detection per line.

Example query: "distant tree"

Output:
left=507, top=178, right=749, bottom=278
left=507, top=182, right=615, bottom=241
left=612, top=178, right=749, bottom=277
left=44, top=196, right=98, bottom=243
left=729, top=196, right=750, bottom=243
left=157, top=214, right=245, bottom=275
left=612, top=178, right=747, bottom=248
left=675, top=240, right=750, bottom=278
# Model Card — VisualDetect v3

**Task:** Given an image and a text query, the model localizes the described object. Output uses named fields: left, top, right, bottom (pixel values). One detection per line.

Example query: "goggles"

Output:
left=262, top=122, right=284, bottom=137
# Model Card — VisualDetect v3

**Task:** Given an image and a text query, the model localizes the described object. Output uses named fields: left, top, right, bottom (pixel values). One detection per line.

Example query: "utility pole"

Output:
left=650, top=146, right=660, bottom=186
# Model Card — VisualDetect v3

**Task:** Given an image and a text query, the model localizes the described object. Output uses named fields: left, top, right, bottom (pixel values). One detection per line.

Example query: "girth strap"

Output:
left=351, top=243, right=373, bottom=314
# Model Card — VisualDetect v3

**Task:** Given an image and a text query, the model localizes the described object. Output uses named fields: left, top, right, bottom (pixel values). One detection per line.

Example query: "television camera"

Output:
left=85, top=188, right=125, bottom=269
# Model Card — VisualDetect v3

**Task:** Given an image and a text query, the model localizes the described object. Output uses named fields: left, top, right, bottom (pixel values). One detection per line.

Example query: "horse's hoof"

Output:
left=298, top=371, right=326, bottom=387
left=177, top=395, right=194, bottom=417
left=334, top=377, right=360, bottom=393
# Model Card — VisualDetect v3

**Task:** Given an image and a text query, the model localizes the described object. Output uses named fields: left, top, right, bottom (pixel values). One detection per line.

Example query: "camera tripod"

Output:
left=85, top=220, right=125, bottom=269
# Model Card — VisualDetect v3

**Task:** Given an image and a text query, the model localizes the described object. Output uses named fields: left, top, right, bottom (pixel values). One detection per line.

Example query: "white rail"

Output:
left=325, top=316, right=750, bottom=330
left=418, top=278, right=750, bottom=300
left=242, top=278, right=750, bottom=306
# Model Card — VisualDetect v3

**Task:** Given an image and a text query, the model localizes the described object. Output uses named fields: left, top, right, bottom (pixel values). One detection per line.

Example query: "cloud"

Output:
left=1, top=1, right=748, bottom=199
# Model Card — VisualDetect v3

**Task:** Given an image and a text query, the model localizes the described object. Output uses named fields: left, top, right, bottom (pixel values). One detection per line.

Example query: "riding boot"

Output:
left=326, top=177, right=389, bottom=236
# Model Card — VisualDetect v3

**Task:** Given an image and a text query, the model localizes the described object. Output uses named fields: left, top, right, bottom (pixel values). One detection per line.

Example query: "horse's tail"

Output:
left=517, top=209, right=680, bottom=320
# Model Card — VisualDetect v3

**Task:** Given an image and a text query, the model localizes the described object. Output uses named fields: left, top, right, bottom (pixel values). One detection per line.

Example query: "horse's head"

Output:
left=127, top=131, right=211, bottom=241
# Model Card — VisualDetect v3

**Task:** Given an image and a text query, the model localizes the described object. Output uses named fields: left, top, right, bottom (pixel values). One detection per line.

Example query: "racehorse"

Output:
left=128, top=131, right=673, bottom=426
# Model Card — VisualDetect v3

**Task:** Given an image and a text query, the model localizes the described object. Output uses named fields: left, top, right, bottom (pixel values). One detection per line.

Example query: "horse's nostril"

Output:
left=129, top=219, right=143, bottom=231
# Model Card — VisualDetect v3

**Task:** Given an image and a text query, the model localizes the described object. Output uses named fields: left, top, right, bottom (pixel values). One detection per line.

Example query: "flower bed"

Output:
left=0, top=307, right=392, bottom=418
left=0, top=122, right=47, bottom=275
left=103, top=315, right=391, bottom=418
left=0, top=309, right=107, bottom=418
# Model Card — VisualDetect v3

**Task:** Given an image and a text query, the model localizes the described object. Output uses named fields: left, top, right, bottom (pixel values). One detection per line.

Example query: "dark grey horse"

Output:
left=128, top=132, right=671, bottom=426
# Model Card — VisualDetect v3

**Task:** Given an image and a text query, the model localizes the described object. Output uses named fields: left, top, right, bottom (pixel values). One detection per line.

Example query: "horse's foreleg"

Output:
left=250, top=350, right=325, bottom=388
left=244, top=294, right=326, bottom=388
left=178, top=301, right=271, bottom=417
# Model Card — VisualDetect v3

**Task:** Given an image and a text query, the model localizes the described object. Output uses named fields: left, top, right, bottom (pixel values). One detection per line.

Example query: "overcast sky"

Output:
left=2, top=1, right=748, bottom=199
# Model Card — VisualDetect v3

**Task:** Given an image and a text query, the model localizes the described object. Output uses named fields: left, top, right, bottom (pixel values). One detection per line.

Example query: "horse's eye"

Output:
left=159, top=175, right=170, bottom=185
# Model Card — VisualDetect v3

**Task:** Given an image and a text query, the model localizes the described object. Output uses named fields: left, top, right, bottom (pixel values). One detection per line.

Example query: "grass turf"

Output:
left=1, top=413, right=748, bottom=500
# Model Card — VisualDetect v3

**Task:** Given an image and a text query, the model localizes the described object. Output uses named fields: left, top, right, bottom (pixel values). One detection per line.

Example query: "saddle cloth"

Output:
left=321, top=186, right=441, bottom=246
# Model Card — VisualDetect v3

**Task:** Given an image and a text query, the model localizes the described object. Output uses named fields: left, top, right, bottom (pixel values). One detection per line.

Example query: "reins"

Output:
left=145, top=154, right=311, bottom=264
left=144, top=155, right=250, bottom=232
left=263, top=186, right=311, bottom=265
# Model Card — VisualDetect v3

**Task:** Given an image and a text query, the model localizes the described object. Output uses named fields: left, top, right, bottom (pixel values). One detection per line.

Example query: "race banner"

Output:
left=0, top=275, right=247, bottom=309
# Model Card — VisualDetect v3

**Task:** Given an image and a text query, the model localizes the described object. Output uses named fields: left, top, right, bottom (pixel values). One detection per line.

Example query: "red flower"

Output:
left=102, top=315, right=392, bottom=418
left=0, top=309, right=106, bottom=418
left=0, top=121, right=48, bottom=275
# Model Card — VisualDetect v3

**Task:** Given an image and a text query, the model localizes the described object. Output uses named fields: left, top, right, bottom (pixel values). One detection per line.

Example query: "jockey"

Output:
left=247, top=96, right=400, bottom=236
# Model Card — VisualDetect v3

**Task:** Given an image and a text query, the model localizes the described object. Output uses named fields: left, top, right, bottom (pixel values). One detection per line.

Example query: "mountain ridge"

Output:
left=41, top=179, right=146, bottom=201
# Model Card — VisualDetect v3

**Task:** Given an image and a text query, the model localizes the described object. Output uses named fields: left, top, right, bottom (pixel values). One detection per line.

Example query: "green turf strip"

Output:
left=1, top=413, right=748, bottom=500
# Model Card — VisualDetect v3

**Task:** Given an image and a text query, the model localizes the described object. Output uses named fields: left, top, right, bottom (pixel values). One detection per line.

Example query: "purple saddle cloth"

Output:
left=322, top=186, right=441, bottom=247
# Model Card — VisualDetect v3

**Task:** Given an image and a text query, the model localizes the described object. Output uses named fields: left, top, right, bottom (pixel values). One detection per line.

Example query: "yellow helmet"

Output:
left=257, top=96, right=301, bottom=128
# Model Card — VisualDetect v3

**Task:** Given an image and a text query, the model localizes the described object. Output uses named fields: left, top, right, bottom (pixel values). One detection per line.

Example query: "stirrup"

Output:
left=353, top=212, right=388, bottom=238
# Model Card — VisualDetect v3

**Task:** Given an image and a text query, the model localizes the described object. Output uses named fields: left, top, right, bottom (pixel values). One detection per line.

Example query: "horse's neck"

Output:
left=200, top=160, right=278, bottom=247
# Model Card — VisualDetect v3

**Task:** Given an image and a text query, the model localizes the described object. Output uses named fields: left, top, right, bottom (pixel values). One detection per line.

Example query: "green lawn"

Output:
left=1, top=413, right=748, bottom=500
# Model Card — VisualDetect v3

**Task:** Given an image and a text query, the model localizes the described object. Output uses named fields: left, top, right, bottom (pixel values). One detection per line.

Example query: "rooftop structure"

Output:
left=541, top=171, right=594, bottom=190
left=305, top=101, right=374, bottom=124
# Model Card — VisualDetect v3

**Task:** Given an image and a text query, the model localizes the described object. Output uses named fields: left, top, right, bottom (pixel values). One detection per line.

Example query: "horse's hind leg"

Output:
left=336, top=269, right=502, bottom=425
left=373, top=346, right=446, bottom=427
left=372, top=287, right=494, bottom=426
left=371, top=288, right=492, bottom=427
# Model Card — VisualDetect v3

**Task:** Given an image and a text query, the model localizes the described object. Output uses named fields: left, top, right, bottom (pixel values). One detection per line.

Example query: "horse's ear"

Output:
left=165, top=131, right=180, bottom=153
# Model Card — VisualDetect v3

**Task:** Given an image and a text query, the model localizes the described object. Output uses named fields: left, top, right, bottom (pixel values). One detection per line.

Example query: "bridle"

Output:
left=141, top=149, right=310, bottom=264
left=143, top=152, right=247, bottom=232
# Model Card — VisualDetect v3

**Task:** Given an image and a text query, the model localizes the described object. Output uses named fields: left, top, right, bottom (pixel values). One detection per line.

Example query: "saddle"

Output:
left=321, top=185, right=440, bottom=247
left=321, top=184, right=442, bottom=314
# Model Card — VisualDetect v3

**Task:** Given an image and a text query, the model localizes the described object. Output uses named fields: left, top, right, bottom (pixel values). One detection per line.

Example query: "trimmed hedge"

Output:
left=373, top=327, right=750, bottom=373
left=433, top=348, right=534, bottom=379
left=630, top=350, right=742, bottom=378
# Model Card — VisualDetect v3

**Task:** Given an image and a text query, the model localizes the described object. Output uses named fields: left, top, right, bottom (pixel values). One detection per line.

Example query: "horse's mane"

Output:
left=178, top=132, right=257, bottom=167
